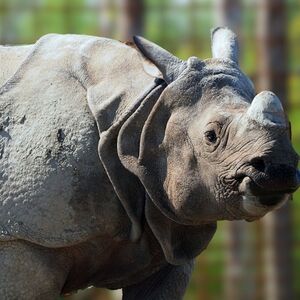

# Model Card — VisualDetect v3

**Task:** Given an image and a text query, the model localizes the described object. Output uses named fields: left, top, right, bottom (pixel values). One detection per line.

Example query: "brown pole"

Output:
left=256, top=1, right=293, bottom=299
left=119, top=0, right=144, bottom=41
left=215, top=0, right=241, bottom=31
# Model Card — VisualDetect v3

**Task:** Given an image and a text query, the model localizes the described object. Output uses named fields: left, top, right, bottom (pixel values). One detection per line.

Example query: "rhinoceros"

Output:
left=0, top=27, right=299, bottom=299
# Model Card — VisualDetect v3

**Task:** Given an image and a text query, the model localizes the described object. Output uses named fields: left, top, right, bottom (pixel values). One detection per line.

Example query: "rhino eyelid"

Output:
left=206, top=121, right=224, bottom=129
left=205, top=122, right=223, bottom=134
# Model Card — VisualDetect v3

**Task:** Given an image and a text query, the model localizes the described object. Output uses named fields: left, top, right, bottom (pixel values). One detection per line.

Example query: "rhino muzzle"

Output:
left=238, top=161, right=300, bottom=212
left=249, top=164, right=299, bottom=195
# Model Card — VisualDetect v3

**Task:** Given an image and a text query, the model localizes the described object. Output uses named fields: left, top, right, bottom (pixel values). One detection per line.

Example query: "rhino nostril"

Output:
left=250, top=158, right=266, bottom=173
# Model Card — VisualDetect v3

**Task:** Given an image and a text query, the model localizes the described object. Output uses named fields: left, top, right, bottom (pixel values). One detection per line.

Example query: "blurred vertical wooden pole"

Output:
left=256, top=1, right=293, bottom=299
left=215, top=1, right=256, bottom=300
left=119, top=0, right=144, bottom=41
left=188, top=0, right=196, bottom=55
left=99, top=0, right=115, bottom=38
left=215, top=0, right=241, bottom=30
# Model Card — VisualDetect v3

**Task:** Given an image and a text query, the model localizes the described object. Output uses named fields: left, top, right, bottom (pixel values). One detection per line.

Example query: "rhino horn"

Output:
left=211, top=27, right=239, bottom=64
left=247, top=91, right=286, bottom=126
left=133, top=35, right=187, bottom=83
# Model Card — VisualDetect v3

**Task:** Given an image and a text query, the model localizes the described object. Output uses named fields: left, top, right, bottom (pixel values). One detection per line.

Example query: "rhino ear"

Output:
left=133, top=36, right=187, bottom=83
left=211, top=27, right=239, bottom=64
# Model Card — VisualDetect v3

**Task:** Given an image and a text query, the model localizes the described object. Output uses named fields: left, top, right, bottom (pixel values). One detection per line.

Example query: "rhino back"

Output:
left=0, top=35, right=132, bottom=246
left=0, top=44, right=34, bottom=87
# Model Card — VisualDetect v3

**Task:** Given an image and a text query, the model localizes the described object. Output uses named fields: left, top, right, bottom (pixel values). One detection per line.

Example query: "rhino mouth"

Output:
left=235, top=164, right=299, bottom=207
left=237, top=176, right=292, bottom=217
left=246, top=179, right=294, bottom=206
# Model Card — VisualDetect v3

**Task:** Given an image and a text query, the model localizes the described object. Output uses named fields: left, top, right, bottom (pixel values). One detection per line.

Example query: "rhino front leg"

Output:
left=0, top=240, right=71, bottom=300
left=122, top=260, right=194, bottom=300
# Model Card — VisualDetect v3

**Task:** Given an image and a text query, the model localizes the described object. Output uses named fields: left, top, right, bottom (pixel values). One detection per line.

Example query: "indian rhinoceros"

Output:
left=0, top=27, right=299, bottom=299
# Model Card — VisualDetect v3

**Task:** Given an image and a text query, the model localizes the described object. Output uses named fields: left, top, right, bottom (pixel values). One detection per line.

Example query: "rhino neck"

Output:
left=145, top=197, right=217, bottom=265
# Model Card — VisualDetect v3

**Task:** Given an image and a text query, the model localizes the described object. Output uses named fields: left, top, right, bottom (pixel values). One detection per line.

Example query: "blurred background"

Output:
left=0, top=0, right=299, bottom=299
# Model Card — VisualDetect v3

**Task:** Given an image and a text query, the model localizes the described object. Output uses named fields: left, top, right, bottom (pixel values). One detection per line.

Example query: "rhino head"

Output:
left=91, top=27, right=299, bottom=263
left=119, top=27, right=299, bottom=225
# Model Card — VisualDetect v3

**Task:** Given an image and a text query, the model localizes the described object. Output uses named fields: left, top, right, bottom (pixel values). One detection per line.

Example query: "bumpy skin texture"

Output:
left=0, top=35, right=152, bottom=246
left=0, top=29, right=298, bottom=299
left=0, top=241, right=70, bottom=299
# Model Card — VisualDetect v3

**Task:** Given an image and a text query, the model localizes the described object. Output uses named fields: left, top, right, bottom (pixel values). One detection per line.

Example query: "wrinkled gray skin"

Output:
left=0, top=28, right=299, bottom=299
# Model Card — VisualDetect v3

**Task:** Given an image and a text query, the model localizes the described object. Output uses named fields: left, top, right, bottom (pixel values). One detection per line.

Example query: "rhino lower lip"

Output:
left=241, top=194, right=289, bottom=217
left=241, top=195, right=263, bottom=215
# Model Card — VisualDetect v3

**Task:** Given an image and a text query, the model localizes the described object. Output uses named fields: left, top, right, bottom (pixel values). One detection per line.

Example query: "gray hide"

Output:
left=0, top=34, right=157, bottom=245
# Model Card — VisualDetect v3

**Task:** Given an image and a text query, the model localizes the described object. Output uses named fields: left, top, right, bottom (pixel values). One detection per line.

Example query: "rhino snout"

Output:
left=249, top=163, right=299, bottom=195
left=238, top=176, right=289, bottom=217
left=237, top=158, right=299, bottom=194
left=236, top=161, right=299, bottom=215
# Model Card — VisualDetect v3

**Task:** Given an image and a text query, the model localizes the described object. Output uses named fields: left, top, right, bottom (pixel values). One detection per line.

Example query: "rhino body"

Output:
left=0, top=29, right=299, bottom=299
left=0, top=34, right=195, bottom=299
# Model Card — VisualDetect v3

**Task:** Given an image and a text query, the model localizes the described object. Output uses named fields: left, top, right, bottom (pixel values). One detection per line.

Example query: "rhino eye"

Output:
left=205, top=130, right=217, bottom=143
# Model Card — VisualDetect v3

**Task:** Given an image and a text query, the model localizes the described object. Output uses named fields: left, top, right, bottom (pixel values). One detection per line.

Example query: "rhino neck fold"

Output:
left=145, top=196, right=217, bottom=265
left=93, top=79, right=166, bottom=242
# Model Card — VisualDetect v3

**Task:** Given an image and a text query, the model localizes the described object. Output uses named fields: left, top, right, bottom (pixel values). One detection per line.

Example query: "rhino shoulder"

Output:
left=0, top=33, right=142, bottom=247
left=0, top=44, right=33, bottom=86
